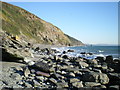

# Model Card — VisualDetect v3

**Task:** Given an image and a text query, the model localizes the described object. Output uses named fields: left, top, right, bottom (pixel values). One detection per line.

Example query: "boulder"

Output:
left=105, top=55, right=113, bottom=64
left=82, top=72, right=109, bottom=84
left=31, top=61, right=50, bottom=73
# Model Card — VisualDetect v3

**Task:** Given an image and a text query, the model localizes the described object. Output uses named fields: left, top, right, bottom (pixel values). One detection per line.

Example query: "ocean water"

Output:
left=53, top=45, right=120, bottom=59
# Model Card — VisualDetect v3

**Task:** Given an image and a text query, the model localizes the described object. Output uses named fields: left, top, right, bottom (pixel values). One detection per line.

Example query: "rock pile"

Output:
left=1, top=32, right=120, bottom=89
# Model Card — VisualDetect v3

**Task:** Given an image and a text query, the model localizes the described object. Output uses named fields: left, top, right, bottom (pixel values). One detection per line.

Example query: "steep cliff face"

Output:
left=1, top=2, right=84, bottom=46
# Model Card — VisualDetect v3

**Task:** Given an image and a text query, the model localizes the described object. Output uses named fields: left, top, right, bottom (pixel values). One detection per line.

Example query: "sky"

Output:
left=7, top=2, right=118, bottom=45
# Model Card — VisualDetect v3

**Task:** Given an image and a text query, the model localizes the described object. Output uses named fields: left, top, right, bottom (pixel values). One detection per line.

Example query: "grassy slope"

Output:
left=1, top=2, right=84, bottom=46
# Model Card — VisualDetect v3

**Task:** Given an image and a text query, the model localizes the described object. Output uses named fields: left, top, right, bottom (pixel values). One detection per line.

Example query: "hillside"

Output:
left=1, top=2, right=84, bottom=46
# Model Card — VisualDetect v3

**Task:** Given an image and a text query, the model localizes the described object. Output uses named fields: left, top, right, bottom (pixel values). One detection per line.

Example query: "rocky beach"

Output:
left=0, top=1, right=119, bottom=90
left=0, top=31, right=120, bottom=90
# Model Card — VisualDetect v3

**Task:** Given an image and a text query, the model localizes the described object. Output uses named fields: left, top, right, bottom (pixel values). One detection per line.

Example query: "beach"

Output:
left=1, top=44, right=120, bottom=89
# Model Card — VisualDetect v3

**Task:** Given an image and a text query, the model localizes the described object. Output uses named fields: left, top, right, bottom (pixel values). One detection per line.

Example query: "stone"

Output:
left=68, top=72, right=75, bottom=77
left=109, top=85, right=119, bottom=90
left=31, top=61, right=50, bottom=73
left=96, top=56, right=105, bottom=63
left=84, top=82, right=101, bottom=87
left=67, top=49, right=74, bottom=52
left=82, top=72, right=109, bottom=84
left=57, top=82, right=68, bottom=88
left=105, top=55, right=113, bottom=63
left=24, top=82, right=32, bottom=87
left=36, top=76, right=44, bottom=82
left=36, top=71, right=50, bottom=77
left=62, top=55, right=69, bottom=59
left=24, top=67, right=30, bottom=77
left=108, top=73, right=120, bottom=85
left=49, top=78, right=58, bottom=85
left=70, top=78, right=80, bottom=83
left=79, top=61, right=89, bottom=68
left=72, top=81, right=83, bottom=88
left=33, top=80, right=41, bottom=87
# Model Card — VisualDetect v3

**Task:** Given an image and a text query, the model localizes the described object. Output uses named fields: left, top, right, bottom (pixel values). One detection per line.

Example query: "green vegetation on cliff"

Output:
left=1, top=2, right=84, bottom=46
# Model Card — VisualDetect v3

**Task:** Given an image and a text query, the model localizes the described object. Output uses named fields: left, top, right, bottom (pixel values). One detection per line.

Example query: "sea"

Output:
left=52, top=45, right=120, bottom=60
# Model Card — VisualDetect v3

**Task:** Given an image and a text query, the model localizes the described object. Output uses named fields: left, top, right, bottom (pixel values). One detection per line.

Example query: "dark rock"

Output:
left=67, top=49, right=74, bottom=52
left=109, top=85, right=119, bottom=90
left=80, top=52, right=86, bottom=54
left=96, top=56, right=105, bottom=63
left=82, top=72, right=109, bottom=84
left=62, top=55, right=68, bottom=59
left=62, top=51, right=67, bottom=54
left=108, top=73, right=120, bottom=85
left=34, top=47, right=40, bottom=51
left=31, top=61, right=50, bottom=73
left=106, top=55, right=113, bottom=64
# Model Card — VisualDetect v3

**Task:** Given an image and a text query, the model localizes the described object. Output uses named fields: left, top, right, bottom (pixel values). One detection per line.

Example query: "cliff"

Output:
left=1, top=2, right=84, bottom=46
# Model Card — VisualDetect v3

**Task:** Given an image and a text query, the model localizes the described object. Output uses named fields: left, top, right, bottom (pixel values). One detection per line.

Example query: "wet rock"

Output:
left=67, top=49, right=74, bottom=52
left=72, top=81, right=83, bottom=88
left=105, top=55, right=113, bottom=64
left=84, top=82, right=101, bottom=87
left=62, top=55, right=69, bottom=59
left=96, top=56, right=105, bottom=63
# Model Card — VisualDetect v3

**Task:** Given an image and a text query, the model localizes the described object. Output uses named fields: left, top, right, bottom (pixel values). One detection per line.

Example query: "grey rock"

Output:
left=24, top=67, right=30, bottom=77
left=57, top=82, right=68, bottom=88
left=79, top=61, right=89, bottom=68
left=68, top=72, right=75, bottom=77
left=24, top=82, right=32, bottom=87
left=72, top=81, right=83, bottom=88
left=33, top=80, right=41, bottom=87
left=84, top=82, right=101, bottom=87
left=49, top=78, right=58, bottom=85
left=70, top=78, right=80, bottom=83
